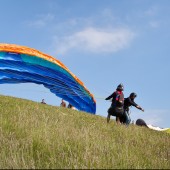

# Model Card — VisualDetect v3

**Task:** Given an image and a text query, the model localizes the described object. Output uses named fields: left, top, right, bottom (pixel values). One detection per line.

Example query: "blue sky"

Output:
left=0, top=0, right=170, bottom=128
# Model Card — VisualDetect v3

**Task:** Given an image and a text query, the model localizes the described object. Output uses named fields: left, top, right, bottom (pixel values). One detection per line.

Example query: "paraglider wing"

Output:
left=0, top=43, right=96, bottom=114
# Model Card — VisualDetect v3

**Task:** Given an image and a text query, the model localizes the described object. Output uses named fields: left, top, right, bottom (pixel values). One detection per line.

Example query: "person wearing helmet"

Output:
left=122, top=92, right=144, bottom=125
left=105, top=83, right=124, bottom=124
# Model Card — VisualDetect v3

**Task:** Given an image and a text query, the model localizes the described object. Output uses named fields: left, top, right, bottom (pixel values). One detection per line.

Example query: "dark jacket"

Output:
left=106, top=90, right=124, bottom=108
left=124, top=97, right=138, bottom=111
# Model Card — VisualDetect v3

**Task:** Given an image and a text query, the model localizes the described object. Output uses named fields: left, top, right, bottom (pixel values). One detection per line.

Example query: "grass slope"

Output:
left=0, top=95, right=170, bottom=169
left=165, top=128, right=170, bottom=134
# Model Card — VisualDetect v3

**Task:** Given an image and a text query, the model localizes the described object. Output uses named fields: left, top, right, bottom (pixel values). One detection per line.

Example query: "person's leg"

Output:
left=119, top=115, right=124, bottom=124
left=107, top=113, right=111, bottom=123
left=127, top=115, right=131, bottom=124
left=125, top=111, right=131, bottom=125
left=116, top=116, right=121, bottom=124
left=115, top=108, right=124, bottom=124
left=120, top=111, right=126, bottom=124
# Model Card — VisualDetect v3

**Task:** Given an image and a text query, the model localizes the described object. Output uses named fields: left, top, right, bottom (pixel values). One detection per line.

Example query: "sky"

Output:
left=0, top=0, right=170, bottom=128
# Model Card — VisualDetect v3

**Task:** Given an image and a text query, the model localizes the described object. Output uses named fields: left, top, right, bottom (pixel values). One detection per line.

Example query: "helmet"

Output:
left=116, top=83, right=124, bottom=91
left=130, top=92, right=137, bottom=98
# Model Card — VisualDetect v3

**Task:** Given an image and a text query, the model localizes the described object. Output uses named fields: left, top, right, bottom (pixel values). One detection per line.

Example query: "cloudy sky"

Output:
left=0, top=0, right=170, bottom=128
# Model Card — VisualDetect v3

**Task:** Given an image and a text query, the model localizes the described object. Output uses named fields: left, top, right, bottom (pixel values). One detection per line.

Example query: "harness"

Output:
left=111, top=91, right=123, bottom=108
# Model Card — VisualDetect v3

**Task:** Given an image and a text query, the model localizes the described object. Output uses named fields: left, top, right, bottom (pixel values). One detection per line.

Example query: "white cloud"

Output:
left=55, top=27, right=135, bottom=54
left=28, top=13, right=55, bottom=28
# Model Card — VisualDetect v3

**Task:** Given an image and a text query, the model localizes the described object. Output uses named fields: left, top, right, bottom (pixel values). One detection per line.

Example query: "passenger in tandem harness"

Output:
left=105, top=84, right=124, bottom=124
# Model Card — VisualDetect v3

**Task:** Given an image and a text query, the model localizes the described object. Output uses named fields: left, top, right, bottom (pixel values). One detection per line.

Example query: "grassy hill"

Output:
left=166, top=128, right=170, bottom=134
left=0, top=95, right=170, bottom=169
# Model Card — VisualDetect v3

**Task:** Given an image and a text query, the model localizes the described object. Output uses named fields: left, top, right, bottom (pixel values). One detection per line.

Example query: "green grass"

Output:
left=0, top=95, right=170, bottom=169
left=165, top=128, right=170, bottom=134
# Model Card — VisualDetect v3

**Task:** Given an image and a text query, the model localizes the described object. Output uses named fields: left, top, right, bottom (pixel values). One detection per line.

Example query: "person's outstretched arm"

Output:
left=128, top=98, right=144, bottom=111
left=136, top=105, right=144, bottom=112
left=105, top=93, right=114, bottom=100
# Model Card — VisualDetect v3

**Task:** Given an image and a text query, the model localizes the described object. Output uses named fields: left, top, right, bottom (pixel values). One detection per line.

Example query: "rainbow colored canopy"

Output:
left=0, top=43, right=96, bottom=114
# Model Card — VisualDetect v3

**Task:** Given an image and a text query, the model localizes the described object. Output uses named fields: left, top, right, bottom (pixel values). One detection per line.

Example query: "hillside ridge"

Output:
left=1, top=95, right=170, bottom=169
